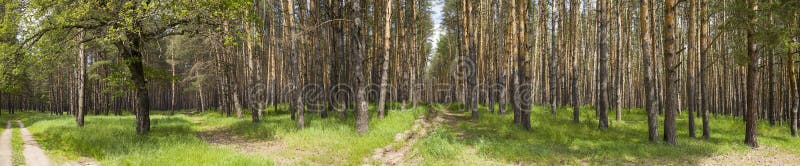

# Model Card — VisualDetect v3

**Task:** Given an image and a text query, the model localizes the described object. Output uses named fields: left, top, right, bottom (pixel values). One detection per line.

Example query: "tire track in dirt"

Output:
left=0, top=121, right=12, bottom=166
left=18, top=120, right=52, bottom=166
left=364, top=109, right=445, bottom=166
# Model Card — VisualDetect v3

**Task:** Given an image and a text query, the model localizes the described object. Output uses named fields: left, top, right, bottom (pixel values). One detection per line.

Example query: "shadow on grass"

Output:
left=192, top=103, right=430, bottom=165
left=24, top=114, right=270, bottom=165
left=419, top=103, right=797, bottom=165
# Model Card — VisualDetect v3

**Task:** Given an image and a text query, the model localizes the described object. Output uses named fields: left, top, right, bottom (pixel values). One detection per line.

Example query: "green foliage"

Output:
left=426, top=33, right=458, bottom=79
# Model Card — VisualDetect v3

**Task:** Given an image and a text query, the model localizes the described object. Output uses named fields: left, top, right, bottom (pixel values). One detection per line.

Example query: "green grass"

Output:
left=19, top=112, right=272, bottom=165
left=4, top=103, right=426, bottom=165
left=8, top=103, right=796, bottom=165
left=417, top=104, right=800, bottom=165
left=194, top=104, right=427, bottom=165
left=11, top=126, right=24, bottom=165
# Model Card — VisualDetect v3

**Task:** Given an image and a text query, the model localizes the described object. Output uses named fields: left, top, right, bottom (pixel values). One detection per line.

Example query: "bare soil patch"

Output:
left=198, top=128, right=321, bottom=165
left=699, top=147, right=800, bottom=166
left=364, top=110, right=445, bottom=166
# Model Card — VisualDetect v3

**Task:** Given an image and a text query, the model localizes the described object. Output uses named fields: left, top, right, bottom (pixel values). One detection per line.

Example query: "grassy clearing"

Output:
left=194, top=104, right=427, bottom=165
left=4, top=103, right=426, bottom=165
left=19, top=112, right=271, bottom=165
left=416, top=104, right=800, bottom=165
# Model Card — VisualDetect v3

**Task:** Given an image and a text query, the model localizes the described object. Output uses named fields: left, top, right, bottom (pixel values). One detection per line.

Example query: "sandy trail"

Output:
left=365, top=109, right=445, bottom=166
left=18, top=120, right=52, bottom=166
left=0, top=121, right=12, bottom=166
left=699, top=146, right=800, bottom=166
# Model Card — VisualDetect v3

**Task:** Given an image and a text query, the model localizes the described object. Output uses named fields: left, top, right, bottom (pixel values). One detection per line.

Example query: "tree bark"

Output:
left=377, top=0, right=392, bottom=119
left=570, top=0, right=580, bottom=123
left=77, top=31, right=86, bottom=127
left=597, top=0, right=609, bottom=130
left=517, top=0, right=531, bottom=130
left=686, top=0, right=697, bottom=138
left=121, top=34, right=151, bottom=134
left=640, top=0, right=658, bottom=142
left=700, top=0, right=711, bottom=139
left=744, top=0, right=759, bottom=148
left=663, top=0, right=678, bottom=145
left=353, top=0, right=370, bottom=134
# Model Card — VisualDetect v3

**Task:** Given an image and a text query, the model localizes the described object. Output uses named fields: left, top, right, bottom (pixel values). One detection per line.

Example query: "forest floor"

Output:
left=410, top=104, right=800, bottom=165
left=0, top=118, right=94, bottom=166
left=0, top=103, right=798, bottom=165
left=192, top=105, right=426, bottom=165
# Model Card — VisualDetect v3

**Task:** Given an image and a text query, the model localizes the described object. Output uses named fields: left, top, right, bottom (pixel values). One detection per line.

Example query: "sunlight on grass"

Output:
left=11, top=127, right=24, bottom=165
left=417, top=104, right=800, bottom=165
left=194, top=104, right=427, bottom=165
left=6, top=103, right=427, bottom=165
left=21, top=113, right=271, bottom=165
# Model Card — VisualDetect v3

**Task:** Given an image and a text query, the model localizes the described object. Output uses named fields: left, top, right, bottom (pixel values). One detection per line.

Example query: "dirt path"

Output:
left=18, top=120, right=52, bottom=166
left=364, top=109, right=445, bottom=165
left=0, top=121, right=12, bottom=166
left=699, top=147, right=800, bottom=166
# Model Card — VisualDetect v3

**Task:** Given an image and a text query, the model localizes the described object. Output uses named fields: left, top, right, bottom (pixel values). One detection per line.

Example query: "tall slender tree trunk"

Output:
left=640, top=0, right=658, bottom=142
left=377, top=0, right=392, bottom=119
left=570, top=0, right=580, bottom=123
left=284, top=0, right=304, bottom=129
left=597, top=0, right=609, bottom=130
left=788, top=35, right=797, bottom=137
left=744, top=0, right=760, bottom=148
left=550, top=0, right=559, bottom=116
left=517, top=0, right=531, bottom=130
left=245, top=11, right=260, bottom=123
left=700, top=0, right=711, bottom=139
left=353, top=0, right=370, bottom=134
left=663, top=0, right=678, bottom=145
left=77, top=31, right=86, bottom=127
left=687, top=0, right=697, bottom=138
